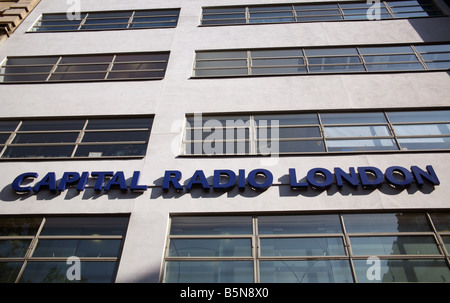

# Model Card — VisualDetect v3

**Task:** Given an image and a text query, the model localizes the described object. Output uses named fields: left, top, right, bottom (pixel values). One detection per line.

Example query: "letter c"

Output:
left=12, top=172, right=38, bottom=193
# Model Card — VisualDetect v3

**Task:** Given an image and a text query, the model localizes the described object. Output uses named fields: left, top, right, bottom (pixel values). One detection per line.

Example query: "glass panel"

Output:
left=12, top=132, right=79, bottom=143
left=32, top=26, right=80, bottom=32
left=325, top=125, right=391, bottom=137
left=187, top=128, right=249, bottom=141
left=430, top=213, right=450, bottom=231
left=134, top=9, right=180, bottom=17
left=19, top=120, right=85, bottom=131
left=196, top=60, right=247, bottom=68
left=305, top=48, right=358, bottom=56
left=297, top=15, right=343, bottom=21
left=0, top=262, right=23, bottom=283
left=0, top=121, right=19, bottom=131
left=55, top=64, right=109, bottom=73
left=327, top=139, right=398, bottom=151
left=196, top=51, right=247, bottom=60
left=2, top=145, right=75, bottom=158
left=358, top=46, right=414, bottom=55
left=295, top=4, right=339, bottom=10
left=59, top=55, right=113, bottom=64
left=254, top=114, right=318, bottom=126
left=250, top=12, right=294, bottom=18
left=86, top=118, right=152, bottom=130
left=2, top=74, right=51, bottom=82
left=343, top=213, right=432, bottom=233
left=388, top=110, right=450, bottom=123
left=129, top=22, right=177, bottom=28
left=185, top=141, right=250, bottom=155
left=398, top=137, right=450, bottom=150
left=194, top=68, right=249, bottom=77
left=113, top=62, right=167, bottom=71
left=87, top=11, right=132, bottom=18
left=321, top=112, right=387, bottom=124
left=308, top=64, right=365, bottom=73
left=393, top=124, right=450, bottom=136
left=363, top=54, right=419, bottom=63
left=441, top=236, right=450, bottom=253
left=414, top=44, right=450, bottom=53
left=0, top=217, right=42, bottom=236
left=202, top=19, right=246, bottom=25
left=425, top=61, right=450, bottom=69
left=265, top=126, right=321, bottom=139
left=0, top=240, right=31, bottom=257
left=49, top=72, right=107, bottom=81
left=308, top=56, right=361, bottom=65
left=260, top=237, right=346, bottom=256
left=353, top=259, right=450, bottom=283
left=5, top=57, right=59, bottom=66
left=249, top=17, right=295, bottom=23
left=274, top=140, right=325, bottom=153
left=82, top=131, right=149, bottom=142
left=251, top=66, right=307, bottom=74
left=2, top=65, right=54, bottom=73
left=170, top=216, right=252, bottom=235
left=40, top=217, right=128, bottom=236
left=260, top=260, right=353, bottom=283
left=33, top=239, right=122, bottom=257
left=0, top=133, right=10, bottom=144
left=249, top=5, right=293, bottom=12
left=168, top=239, right=251, bottom=257
left=296, top=9, right=341, bottom=16
left=251, top=49, right=302, bottom=58
left=350, top=236, right=441, bottom=255
left=365, top=63, right=424, bottom=71
left=115, top=53, right=169, bottom=62
left=74, top=143, right=148, bottom=157
left=164, top=261, right=254, bottom=283
left=19, top=261, right=118, bottom=283
left=252, top=58, right=304, bottom=66
left=203, top=8, right=246, bottom=14
left=258, top=215, right=342, bottom=234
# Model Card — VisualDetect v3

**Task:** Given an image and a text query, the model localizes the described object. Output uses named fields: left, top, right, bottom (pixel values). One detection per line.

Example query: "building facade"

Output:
left=0, top=0, right=449, bottom=283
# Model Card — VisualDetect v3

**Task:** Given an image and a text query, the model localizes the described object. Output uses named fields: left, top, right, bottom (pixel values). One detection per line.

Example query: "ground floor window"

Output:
left=163, top=212, right=450, bottom=283
left=0, top=215, right=128, bottom=283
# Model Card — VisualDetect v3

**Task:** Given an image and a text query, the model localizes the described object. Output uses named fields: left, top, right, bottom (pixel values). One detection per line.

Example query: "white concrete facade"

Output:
left=0, top=0, right=449, bottom=282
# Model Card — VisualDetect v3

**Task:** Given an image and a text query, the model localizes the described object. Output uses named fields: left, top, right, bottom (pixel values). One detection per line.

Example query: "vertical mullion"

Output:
left=426, top=213, right=448, bottom=258
left=105, top=55, right=117, bottom=80
left=384, top=1, right=396, bottom=18
left=46, top=56, right=62, bottom=82
left=253, top=216, right=259, bottom=283
left=14, top=217, right=46, bottom=283
left=247, top=50, right=252, bottom=75
left=383, top=111, right=402, bottom=151
left=249, top=115, right=256, bottom=155
left=127, top=11, right=136, bottom=29
left=78, top=13, right=89, bottom=30
left=71, top=119, right=89, bottom=158
left=292, top=4, right=298, bottom=22
left=411, top=44, right=428, bottom=70
left=302, top=48, right=310, bottom=73
left=337, top=3, right=345, bottom=19
left=317, top=113, right=328, bottom=152
left=245, top=6, right=250, bottom=24
left=339, top=214, right=357, bottom=283
left=356, top=47, right=368, bottom=72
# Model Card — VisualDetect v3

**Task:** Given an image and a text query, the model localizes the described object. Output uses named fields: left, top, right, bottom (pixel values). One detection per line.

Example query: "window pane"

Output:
left=266, top=126, right=321, bottom=139
left=2, top=145, right=75, bottom=158
left=115, top=53, right=169, bottom=63
left=170, top=217, right=252, bottom=235
left=260, top=237, right=346, bottom=256
left=168, top=239, right=251, bottom=257
left=353, top=259, right=450, bottom=283
left=324, top=125, right=391, bottom=138
left=260, top=260, right=353, bottom=283
left=74, top=143, right=148, bottom=157
left=134, top=9, right=180, bottom=17
left=252, top=58, right=304, bottom=66
left=59, top=55, right=113, bottom=64
left=258, top=215, right=342, bottom=234
left=398, top=137, right=450, bottom=150
left=55, top=64, right=109, bottom=73
left=33, top=239, right=122, bottom=257
left=305, top=48, right=358, bottom=56
left=365, top=62, right=424, bottom=71
left=387, top=110, right=450, bottom=123
left=350, top=236, right=441, bottom=255
left=19, top=261, right=118, bottom=283
left=249, top=5, right=293, bottom=12
left=252, top=66, right=307, bottom=74
left=430, top=213, right=450, bottom=231
left=343, top=213, right=432, bottom=233
left=82, top=131, right=149, bottom=142
left=5, top=57, right=59, bottom=66
left=196, top=60, right=247, bottom=68
left=321, top=112, right=387, bottom=124
left=0, top=240, right=31, bottom=257
left=40, top=217, right=128, bottom=236
left=308, top=56, right=361, bottom=65
left=12, top=132, right=79, bottom=143
left=359, top=46, right=414, bottom=55
left=441, top=236, right=450, bottom=253
left=309, top=64, right=365, bottom=73
left=0, top=217, right=41, bottom=236
left=49, top=72, right=107, bottom=81
left=327, top=139, right=398, bottom=151
left=164, top=261, right=254, bottom=283
left=0, top=121, right=19, bottom=131
left=363, top=54, right=419, bottom=63
left=194, top=68, right=248, bottom=77
left=393, top=124, right=450, bottom=136
left=274, top=140, right=325, bottom=153
left=202, top=19, right=246, bottom=25
left=0, top=262, right=23, bottom=283
left=252, top=49, right=302, bottom=58
left=0, top=134, right=10, bottom=144
left=415, top=44, right=450, bottom=53
left=86, top=118, right=152, bottom=130
left=19, top=120, right=85, bottom=131
left=425, top=61, right=450, bottom=69
left=196, top=51, right=247, bottom=60
left=254, top=114, right=318, bottom=125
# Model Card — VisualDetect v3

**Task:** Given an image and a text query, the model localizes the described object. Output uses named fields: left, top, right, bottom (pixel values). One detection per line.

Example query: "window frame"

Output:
left=0, top=115, right=154, bottom=161
left=0, top=215, right=129, bottom=283
left=28, top=8, right=180, bottom=33
left=181, top=108, right=450, bottom=156
left=162, top=211, right=450, bottom=283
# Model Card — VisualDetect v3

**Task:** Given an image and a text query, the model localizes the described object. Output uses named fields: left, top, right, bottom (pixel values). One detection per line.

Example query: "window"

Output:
left=181, top=109, right=450, bottom=155
left=193, top=43, right=450, bottom=77
left=163, top=212, right=450, bottom=283
left=201, top=0, right=444, bottom=26
left=0, top=52, right=169, bottom=83
left=0, top=215, right=128, bottom=283
left=0, top=117, right=153, bottom=160
left=31, top=9, right=180, bottom=32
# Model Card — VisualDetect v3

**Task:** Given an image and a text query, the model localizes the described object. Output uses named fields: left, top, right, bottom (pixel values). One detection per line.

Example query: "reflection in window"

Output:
left=31, top=9, right=180, bottom=32
left=201, top=0, right=444, bottom=25
left=0, top=117, right=153, bottom=160
left=0, top=216, right=128, bottom=283
left=0, top=53, right=169, bottom=83
left=193, top=43, right=450, bottom=78
left=182, top=109, right=450, bottom=155
left=164, top=212, right=450, bottom=283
